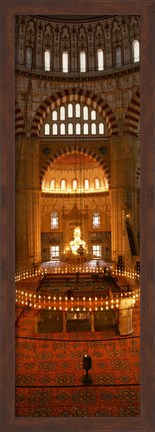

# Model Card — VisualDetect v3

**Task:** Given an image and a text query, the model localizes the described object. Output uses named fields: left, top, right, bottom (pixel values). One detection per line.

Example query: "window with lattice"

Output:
left=93, top=212, right=101, bottom=228
left=50, top=245, right=59, bottom=259
left=51, top=211, right=59, bottom=229
left=92, top=244, right=101, bottom=257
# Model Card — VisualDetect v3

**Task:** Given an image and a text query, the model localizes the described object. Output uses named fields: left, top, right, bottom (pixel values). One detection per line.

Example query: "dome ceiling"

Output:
left=42, top=152, right=109, bottom=194
left=51, top=153, right=99, bottom=169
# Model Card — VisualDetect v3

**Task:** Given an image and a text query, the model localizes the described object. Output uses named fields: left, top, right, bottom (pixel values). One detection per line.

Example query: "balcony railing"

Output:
left=16, top=59, right=140, bottom=80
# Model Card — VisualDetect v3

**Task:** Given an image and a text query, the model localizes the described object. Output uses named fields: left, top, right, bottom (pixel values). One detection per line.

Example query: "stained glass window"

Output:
left=93, top=212, right=101, bottom=228
left=51, top=211, right=59, bottom=229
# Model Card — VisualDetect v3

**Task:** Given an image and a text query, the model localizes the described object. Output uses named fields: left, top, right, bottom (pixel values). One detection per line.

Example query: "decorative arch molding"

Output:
left=31, top=88, right=119, bottom=137
left=39, top=145, right=111, bottom=189
left=124, top=89, right=140, bottom=136
left=15, top=101, right=25, bottom=137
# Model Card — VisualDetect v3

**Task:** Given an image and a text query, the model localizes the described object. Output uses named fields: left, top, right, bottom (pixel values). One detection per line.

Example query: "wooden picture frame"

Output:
left=1, top=0, right=154, bottom=431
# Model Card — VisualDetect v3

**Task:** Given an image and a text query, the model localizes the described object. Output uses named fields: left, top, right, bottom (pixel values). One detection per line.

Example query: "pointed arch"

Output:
left=39, top=146, right=111, bottom=190
left=15, top=101, right=25, bottom=137
left=31, top=88, right=119, bottom=138
left=124, top=89, right=140, bottom=135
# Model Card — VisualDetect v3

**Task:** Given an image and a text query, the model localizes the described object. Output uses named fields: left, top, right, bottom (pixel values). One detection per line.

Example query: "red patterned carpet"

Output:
left=15, top=307, right=140, bottom=417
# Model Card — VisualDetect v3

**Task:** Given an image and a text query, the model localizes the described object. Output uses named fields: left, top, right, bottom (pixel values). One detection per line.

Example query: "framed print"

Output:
left=1, top=0, right=154, bottom=431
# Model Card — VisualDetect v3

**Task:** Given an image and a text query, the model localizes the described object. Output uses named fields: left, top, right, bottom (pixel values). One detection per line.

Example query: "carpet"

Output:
left=15, top=305, right=140, bottom=417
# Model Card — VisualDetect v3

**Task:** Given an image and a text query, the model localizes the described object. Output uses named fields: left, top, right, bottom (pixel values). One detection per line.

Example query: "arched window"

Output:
left=52, top=110, right=57, bottom=121
left=132, top=40, right=140, bottom=62
left=84, top=178, right=89, bottom=189
left=26, top=47, right=32, bottom=68
left=105, top=178, right=109, bottom=190
left=83, top=106, right=88, bottom=120
left=93, top=212, right=100, bottom=228
left=51, top=211, right=59, bottom=229
left=99, top=122, right=105, bottom=134
left=68, top=103, right=73, bottom=118
left=83, top=123, right=89, bottom=135
left=60, top=123, right=65, bottom=135
left=97, top=49, right=104, bottom=71
left=42, top=179, right=46, bottom=189
left=61, top=179, right=67, bottom=190
left=75, top=103, right=80, bottom=118
left=52, top=123, right=58, bottom=135
left=62, top=51, right=69, bottom=73
left=91, top=123, right=96, bottom=135
left=91, top=110, right=96, bottom=120
left=76, top=123, right=81, bottom=135
left=116, top=47, right=122, bottom=66
left=72, top=179, right=78, bottom=190
left=46, top=103, right=107, bottom=138
left=44, top=123, right=50, bottom=135
left=50, top=179, right=56, bottom=189
left=80, top=51, right=86, bottom=72
left=94, top=178, right=100, bottom=189
left=68, top=123, right=73, bottom=135
left=44, top=50, right=50, bottom=71
left=60, top=106, right=65, bottom=120
left=103, top=178, right=109, bottom=190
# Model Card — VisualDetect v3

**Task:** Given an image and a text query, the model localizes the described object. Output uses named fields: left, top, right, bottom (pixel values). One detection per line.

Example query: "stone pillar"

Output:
left=15, top=138, right=41, bottom=269
left=62, top=311, right=67, bottom=332
left=110, top=135, right=139, bottom=266
left=91, top=312, right=95, bottom=332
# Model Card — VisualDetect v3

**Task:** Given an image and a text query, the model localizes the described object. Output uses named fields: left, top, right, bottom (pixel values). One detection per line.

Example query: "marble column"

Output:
left=110, top=135, right=139, bottom=266
left=15, top=138, right=41, bottom=269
